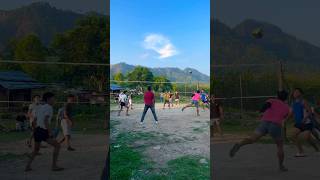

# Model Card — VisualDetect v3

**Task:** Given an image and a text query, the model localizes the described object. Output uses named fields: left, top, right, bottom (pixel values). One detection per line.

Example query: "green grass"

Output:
left=0, top=131, right=29, bottom=143
left=166, top=156, right=210, bottom=180
left=0, top=152, right=27, bottom=162
left=111, top=131, right=209, bottom=179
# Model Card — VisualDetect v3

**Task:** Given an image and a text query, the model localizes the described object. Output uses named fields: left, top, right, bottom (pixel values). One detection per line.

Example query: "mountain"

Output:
left=213, top=19, right=320, bottom=70
left=111, top=62, right=210, bottom=83
left=0, top=2, right=84, bottom=50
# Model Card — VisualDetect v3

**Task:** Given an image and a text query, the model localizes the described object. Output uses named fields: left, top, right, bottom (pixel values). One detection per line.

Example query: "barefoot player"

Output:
left=229, top=90, right=290, bottom=172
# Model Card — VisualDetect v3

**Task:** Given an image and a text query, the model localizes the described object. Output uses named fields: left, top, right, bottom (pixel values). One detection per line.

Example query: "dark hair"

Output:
left=68, top=94, right=76, bottom=98
left=147, top=86, right=152, bottom=91
left=123, top=90, right=127, bottom=94
left=32, top=95, right=40, bottom=100
left=294, top=88, right=304, bottom=94
left=42, top=92, right=55, bottom=102
left=197, top=90, right=200, bottom=93
left=277, top=90, right=288, bottom=101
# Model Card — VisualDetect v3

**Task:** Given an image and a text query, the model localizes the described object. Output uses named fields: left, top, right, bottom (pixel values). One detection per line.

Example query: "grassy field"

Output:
left=110, top=128, right=210, bottom=180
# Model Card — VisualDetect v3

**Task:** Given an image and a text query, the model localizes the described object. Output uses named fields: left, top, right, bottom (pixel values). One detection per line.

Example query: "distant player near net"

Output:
left=182, top=90, right=201, bottom=116
left=229, top=90, right=290, bottom=172
left=174, top=91, right=180, bottom=107
left=140, top=86, right=159, bottom=125
left=118, top=91, right=129, bottom=116
left=201, top=89, right=210, bottom=110
left=289, top=88, right=319, bottom=157
left=163, top=91, right=171, bottom=109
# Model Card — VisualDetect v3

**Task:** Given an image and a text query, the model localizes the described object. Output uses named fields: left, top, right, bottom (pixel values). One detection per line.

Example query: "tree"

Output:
left=126, top=66, right=154, bottom=88
left=14, top=34, right=47, bottom=80
left=153, top=76, right=172, bottom=92
left=113, top=72, right=125, bottom=85
left=50, top=14, right=108, bottom=90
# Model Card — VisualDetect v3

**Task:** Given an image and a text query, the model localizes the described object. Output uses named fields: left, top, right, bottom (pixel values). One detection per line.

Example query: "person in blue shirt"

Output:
left=290, top=88, right=319, bottom=157
left=200, top=89, right=209, bottom=110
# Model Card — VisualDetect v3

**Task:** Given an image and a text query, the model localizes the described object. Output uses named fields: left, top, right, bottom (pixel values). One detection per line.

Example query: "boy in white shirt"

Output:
left=25, top=92, right=63, bottom=172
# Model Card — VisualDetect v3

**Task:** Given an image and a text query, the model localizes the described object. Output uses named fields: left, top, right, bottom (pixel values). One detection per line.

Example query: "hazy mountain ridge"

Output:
left=0, top=2, right=84, bottom=50
left=213, top=19, right=320, bottom=67
left=111, top=62, right=210, bottom=83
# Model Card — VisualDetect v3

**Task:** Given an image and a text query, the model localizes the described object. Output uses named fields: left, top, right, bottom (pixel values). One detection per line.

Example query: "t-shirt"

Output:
left=35, top=104, right=53, bottom=129
left=261, top=99, right=289, bottom=125
left=201, top=93, right=207, bottom=101
left=175, top=93, right=179, bottom=99
left=292, top=99, right=304, bottom=124
left=164, top=93, right=170, bottom=100
left=144, top=91, right=155, bottom=105
left=118, top=93, right=128, bottom=103
left=28, top=103, right=40, bottom=120
left=192, top=93, right=201, bottom=101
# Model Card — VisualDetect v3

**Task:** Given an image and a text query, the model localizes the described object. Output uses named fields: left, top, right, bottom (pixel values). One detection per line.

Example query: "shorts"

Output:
left=120, top=102, right=127, bottom=107
left=61, top=119, right=72, bottom=136
left=202, top=100, right=208, bottom=104
left=294, top=123, right=313, bottom=132
left=34, top=127, right=49, bottom=143
left=164, top=100, right=170, bottom=103
left=191, top=100, right=199, bottom=107
left=175, top=99, right=179, bottom=102
left=255, top=121, right=282, bottom=141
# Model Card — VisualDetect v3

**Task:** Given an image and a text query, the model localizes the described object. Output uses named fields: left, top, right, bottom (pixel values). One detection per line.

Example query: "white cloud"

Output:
left=143, top=34, right=178, bottom=59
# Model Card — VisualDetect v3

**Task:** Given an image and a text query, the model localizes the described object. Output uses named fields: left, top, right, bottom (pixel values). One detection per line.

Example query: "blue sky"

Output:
left=111, top=0, right=210, bottom=75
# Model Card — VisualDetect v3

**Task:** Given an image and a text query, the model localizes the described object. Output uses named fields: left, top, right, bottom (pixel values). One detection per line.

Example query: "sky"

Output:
left=0, top=0, right=109, bottom=15
left=213, top=0, right=320, bottom=47
left=111, top=0, right=210, bottom=75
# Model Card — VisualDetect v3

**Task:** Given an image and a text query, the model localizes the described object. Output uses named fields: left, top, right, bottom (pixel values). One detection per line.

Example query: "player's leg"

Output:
left=292, top=126, right=304, bottom=156
left=150, top=105, right=158, bottom=123
left=46, top=138, right=64, bottom=171
left=196, top=102, right=200, bottom=116
left=230, top=122, right=267, bottom=157
left=304, top=130, right=319, bottom=152
left=275, top=139, right=287, bottom=171
left=140, top=105, right=149, bottom=123
left=25, top=141, right=40, bottom=171
left=118, top=105, right=123, bottom=116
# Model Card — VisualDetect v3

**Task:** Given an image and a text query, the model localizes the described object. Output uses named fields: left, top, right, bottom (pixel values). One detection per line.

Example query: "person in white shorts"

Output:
left=59, top=94, right=76, bottom=151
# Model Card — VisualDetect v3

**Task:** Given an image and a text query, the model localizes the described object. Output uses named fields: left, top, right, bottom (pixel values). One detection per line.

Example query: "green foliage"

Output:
left=126, top=66, right=154, bottom=88
left=13, top=34, right=48, bottom=80
left=50, top=14, right=108, bottom=90
left=153, top=76, right=172, bottom=92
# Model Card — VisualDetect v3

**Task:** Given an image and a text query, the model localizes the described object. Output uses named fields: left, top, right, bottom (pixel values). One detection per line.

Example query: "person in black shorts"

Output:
left=25, top=92, right=63, bottom=172
left=290, top=88, right=319, bottom=157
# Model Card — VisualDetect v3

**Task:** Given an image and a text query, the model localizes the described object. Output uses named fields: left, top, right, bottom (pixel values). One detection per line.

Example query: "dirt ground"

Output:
left=111, top=103, right=210, bottom=167
left=212, top=135, right=320, bottom=180
left=0, top=134, right=107, bottom=180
